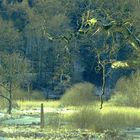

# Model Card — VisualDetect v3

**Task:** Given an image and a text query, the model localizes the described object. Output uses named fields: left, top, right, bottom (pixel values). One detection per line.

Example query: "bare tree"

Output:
left=77, top=0, right=140, bottom=108
left=0, top=53, right=29, bottom=114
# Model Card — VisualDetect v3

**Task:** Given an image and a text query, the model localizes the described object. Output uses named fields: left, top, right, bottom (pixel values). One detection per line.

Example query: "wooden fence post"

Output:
left=40, top=103, right=45, bottom=128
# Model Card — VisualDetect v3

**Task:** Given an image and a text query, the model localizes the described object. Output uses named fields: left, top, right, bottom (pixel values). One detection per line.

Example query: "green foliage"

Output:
left=109, top=93, right=130, bottom=106
left=61, top=82, right=97, bottom=106
left=110, top=71, right=140, bottom=107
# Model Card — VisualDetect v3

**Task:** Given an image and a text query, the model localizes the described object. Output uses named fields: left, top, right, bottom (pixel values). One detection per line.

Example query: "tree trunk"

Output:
left=100, top=65, right=106, bottom=109
left=7, top=83, right=12, bottom=114
left=7, top=99, right=12, bottom=114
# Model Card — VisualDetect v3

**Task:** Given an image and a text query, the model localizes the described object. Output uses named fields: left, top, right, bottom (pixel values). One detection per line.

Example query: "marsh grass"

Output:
left=70, top=105, right=140, bottom=131
left=110, top=71, right=140, bottom=107
left=16, top=100, right=140, bottom=132
left=2, top=98, right=140, bottom=135
left=44, top=112, right=62, bottom=129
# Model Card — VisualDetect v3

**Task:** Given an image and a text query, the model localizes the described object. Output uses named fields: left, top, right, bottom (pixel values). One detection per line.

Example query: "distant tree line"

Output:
left=0, top=0, right=140, bottom=102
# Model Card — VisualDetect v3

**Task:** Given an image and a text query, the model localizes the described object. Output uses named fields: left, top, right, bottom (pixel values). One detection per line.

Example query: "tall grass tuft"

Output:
left=70, top=106, right=140, bottom=131
left=110, top=71, right=140, bottom=107
left=71, top=107, right=101, bottom=131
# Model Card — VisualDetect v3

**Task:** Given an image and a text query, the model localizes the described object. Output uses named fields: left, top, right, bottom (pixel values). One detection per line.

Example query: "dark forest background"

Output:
left=0, top=0, right=140, bottom=99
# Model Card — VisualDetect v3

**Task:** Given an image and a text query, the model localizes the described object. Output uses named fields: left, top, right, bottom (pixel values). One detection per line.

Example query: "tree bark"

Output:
left=7, top=99, right=12, bottom=114
left=100, top=65, right=106, bottom=109
left=0, top=94, right=11, bottom=114
left=7, top=82, right=12, bottom=114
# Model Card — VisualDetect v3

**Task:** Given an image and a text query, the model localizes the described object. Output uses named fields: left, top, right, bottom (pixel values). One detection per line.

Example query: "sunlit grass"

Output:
left=4, top=100, right=140, bottom=131
left=69, top=103, right=140, bottom=131
left=17, top=100, right=61, bottom=109
left=1, top=100, right=140, bottom=139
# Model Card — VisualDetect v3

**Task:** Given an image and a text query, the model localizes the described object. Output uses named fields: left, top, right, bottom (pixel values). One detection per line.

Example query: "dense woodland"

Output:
left=0, top=0, right=140, bottom=101
left=1, top=1, right=140, bottom=139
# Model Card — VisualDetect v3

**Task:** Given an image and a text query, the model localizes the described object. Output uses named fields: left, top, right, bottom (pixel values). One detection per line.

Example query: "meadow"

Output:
left=0, top=100, right=140, bottom=140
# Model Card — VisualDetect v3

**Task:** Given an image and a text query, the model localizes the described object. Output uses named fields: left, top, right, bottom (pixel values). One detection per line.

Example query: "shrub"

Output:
left=61, top=82, right=97, bottom=106
left=109, top=93, right=130, bottom=106
left=110, top=71, right=140, bottom=107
